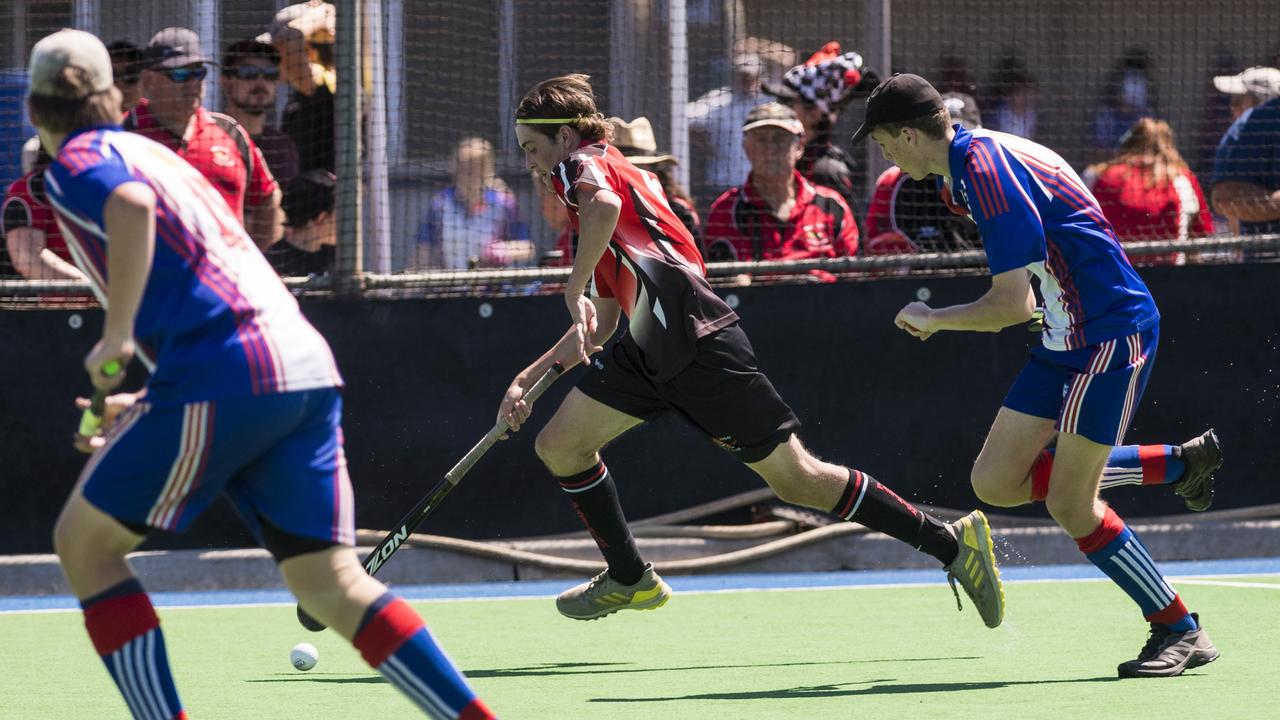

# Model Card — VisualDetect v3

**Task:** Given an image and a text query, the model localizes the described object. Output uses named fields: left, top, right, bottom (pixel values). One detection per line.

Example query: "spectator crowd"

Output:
left=4, top=28, right=1279, bottom=282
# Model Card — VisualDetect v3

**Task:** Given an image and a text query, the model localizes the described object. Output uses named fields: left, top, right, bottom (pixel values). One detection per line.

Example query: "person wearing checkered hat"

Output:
left=763, top=41, right=878, bottom=212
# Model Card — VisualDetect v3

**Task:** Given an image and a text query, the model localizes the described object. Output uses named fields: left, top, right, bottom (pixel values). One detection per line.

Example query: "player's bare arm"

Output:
left=247, top=184, right=284, bottom=250
left=6, top=227, right=87, bottom=280
left=1211, top=181, right=1280, bottom=223
left=499, top=297, right=620, bottom=432
left=85, top=181, right=157, bottom=391
left=895, top=267, right=1033, bottom=339
left=565, top=183, right=622, bottom=357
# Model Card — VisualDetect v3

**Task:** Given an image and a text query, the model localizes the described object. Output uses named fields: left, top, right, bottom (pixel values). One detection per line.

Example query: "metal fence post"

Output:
left=335, top=0, right=365, bottom=294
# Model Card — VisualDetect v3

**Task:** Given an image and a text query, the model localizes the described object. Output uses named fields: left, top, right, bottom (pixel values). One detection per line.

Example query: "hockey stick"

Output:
left=297, top=362, right=565, bottom=631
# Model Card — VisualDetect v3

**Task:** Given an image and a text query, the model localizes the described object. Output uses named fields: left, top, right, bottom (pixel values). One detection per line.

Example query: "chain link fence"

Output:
left=1, top=0, right=1278, bottom=303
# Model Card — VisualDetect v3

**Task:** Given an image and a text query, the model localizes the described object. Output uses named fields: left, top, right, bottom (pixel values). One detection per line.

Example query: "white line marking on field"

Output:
left=2, top=572, right=1277, bottom=616
left=1168, top=578, right=1280, bottom=590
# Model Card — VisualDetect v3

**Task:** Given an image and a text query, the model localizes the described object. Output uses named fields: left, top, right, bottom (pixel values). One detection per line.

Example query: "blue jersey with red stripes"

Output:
left=946, top=125, right=1159, bottom=350
left=45, top=125, right=342, bottom=406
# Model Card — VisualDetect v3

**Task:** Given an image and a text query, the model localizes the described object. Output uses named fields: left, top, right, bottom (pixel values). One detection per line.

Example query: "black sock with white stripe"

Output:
left=557, top=461, right=646, bottom=585
left=831, top=470, right=958, bottom=565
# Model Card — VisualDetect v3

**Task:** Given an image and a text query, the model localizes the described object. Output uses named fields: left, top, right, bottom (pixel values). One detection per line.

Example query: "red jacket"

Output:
left=1087, top=162, right=1214, bottom=266
left=704, top=171, right=858, bottom=262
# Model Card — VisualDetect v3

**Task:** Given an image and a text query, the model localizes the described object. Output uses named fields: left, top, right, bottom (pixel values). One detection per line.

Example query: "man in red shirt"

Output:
left=496, top=74, right=1003, bottom=630
left=704, top=102, right=858, bottom=263
left=2, top=148, right=84, bottom=281
left=129, top=27, right=282, bottom=250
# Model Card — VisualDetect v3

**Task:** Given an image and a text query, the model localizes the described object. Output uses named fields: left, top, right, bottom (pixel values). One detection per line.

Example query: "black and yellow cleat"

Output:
left=556, top=563, right=673, bottom=621
left=945, top=510, right=1005, bottom=629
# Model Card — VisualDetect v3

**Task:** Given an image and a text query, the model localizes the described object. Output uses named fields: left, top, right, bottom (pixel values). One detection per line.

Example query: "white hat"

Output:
left=28, top=29, right=114, bottom=99
left=1213, top=66, right=1280, bottom=99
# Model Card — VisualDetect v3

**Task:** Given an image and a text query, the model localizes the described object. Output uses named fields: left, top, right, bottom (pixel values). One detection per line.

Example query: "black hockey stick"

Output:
left=297, top=362, right=565, bottom=631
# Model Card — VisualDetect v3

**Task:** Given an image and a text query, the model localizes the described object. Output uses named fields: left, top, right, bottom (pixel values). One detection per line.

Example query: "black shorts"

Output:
left=577, top=324, right=801, bottom=463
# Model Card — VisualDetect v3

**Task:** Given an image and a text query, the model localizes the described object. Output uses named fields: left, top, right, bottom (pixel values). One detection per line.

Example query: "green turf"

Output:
left=2, top=578, right=1277, bottom=719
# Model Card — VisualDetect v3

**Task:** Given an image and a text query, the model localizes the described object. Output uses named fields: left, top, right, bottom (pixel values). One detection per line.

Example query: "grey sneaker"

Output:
left=944, top=510, right=1005, bottom=629
left=556, top=563, right=672, bottom=621
left=1175, top=430, right=1222, bottom=512
left=1117, top=613, right=1219, bottom=678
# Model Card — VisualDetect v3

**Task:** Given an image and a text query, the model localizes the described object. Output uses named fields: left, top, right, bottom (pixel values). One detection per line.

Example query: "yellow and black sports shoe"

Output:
left=555, top=563, right=673, bottom=621
left=944, top=510, right=1006, bottom=629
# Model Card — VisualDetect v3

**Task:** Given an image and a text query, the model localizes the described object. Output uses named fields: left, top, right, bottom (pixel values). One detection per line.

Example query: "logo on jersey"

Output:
left=210, top=145, right=237, bottom=168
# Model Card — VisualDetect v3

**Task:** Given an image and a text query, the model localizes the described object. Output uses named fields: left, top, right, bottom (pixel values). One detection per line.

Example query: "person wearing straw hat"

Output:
left=608, top=115, right=701, bottom=244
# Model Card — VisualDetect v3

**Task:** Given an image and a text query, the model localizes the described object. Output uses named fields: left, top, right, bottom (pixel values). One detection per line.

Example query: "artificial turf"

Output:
left=2, top=576, right=1275, bottom=719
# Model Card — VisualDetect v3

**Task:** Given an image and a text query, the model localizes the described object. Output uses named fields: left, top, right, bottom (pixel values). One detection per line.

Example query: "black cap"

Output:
left=222, top=38, right=280, bottom=68
left=849, top=73, right=945, bottom=145
left=282, top=170, right=336, bottom=227
left=143, top=27, right=213, bottom=70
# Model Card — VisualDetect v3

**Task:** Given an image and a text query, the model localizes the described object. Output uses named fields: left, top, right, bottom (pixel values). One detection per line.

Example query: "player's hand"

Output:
left=72, top=392, right=139, bottom=453
left=565, top=292, right=598, bottom=364
left=84, top=336, right=133, bottom=392
left=497, top=378, right=534, bottom=436
left=895, top=301, right=936, bottom=341
left=555, top=321, right=605, bottom=373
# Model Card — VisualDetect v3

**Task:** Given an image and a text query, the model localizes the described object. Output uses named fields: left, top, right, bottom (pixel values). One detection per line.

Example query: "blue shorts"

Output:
left=80, top=388, right=355, bottom=546
left=1003, top=326, right=1158, bottom=446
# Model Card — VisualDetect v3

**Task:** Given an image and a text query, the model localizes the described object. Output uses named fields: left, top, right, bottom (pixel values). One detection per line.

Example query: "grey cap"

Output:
left=143, top=27, right=214, bottom=70
left=28, top=29, right=114, bottom=99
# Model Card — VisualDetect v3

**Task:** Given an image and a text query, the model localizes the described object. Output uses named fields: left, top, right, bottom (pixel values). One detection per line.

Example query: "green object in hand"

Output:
left=78, top=359, right=124, bottom=437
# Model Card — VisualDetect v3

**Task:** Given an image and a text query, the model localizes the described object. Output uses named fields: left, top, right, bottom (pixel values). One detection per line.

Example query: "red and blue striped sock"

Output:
left=353, top=593, right=494, bottom=719
left=1029, top=445, right=1185, bottom=500
left=81, top=578, right=186, bottom=720
left=1075, top=506, right=1197, bottom=632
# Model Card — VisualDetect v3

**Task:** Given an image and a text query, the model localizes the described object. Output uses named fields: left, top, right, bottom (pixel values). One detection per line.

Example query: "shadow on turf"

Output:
left=463, top=657, right=982, bottom=679
left=589, top=676, right=1122, bottom=703
left=247, top=674, right=387, bottom=684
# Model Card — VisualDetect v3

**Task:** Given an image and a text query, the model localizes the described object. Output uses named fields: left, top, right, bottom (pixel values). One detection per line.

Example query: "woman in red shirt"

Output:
left=1084, top=118, right=1214, bottom=266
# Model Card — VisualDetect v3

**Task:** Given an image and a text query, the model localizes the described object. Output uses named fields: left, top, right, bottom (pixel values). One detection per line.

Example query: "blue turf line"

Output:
left=3, top=557, right=1278, bottom=614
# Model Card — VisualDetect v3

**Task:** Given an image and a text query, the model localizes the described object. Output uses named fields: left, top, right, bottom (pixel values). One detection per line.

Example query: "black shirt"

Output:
left=283, top=82, right=335, bottom=174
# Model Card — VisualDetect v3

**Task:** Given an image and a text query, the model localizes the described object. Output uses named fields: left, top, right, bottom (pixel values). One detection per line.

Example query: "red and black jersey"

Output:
left=704, top=171, right=859, bottom=262
left=549, top=141, right=738, bottom=381
left=2, top=169, right=70, bottom=262
left=863, top=166, right=982, bottom=253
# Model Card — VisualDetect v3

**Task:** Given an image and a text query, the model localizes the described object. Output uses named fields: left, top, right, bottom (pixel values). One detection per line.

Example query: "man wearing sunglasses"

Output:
left=222, top=39, right=299, bottom=190
left=126, top=27, right=283, bottom=251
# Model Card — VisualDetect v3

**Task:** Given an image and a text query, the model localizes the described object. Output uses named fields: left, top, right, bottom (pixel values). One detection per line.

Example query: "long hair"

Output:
left=515, top=73, right=613, bottom=142
left=1090, top=117, right=1188, bottom=188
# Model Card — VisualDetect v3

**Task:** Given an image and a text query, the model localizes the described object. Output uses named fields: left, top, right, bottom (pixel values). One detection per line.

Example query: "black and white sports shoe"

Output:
left=1117, top=613, right=1220, bottom=678
left=1175, top=429, right=1222, bottom=512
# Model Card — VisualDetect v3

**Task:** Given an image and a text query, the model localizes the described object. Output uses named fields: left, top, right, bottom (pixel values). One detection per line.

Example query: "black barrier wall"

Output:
left=2, top=264, right=1277, bottom=553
